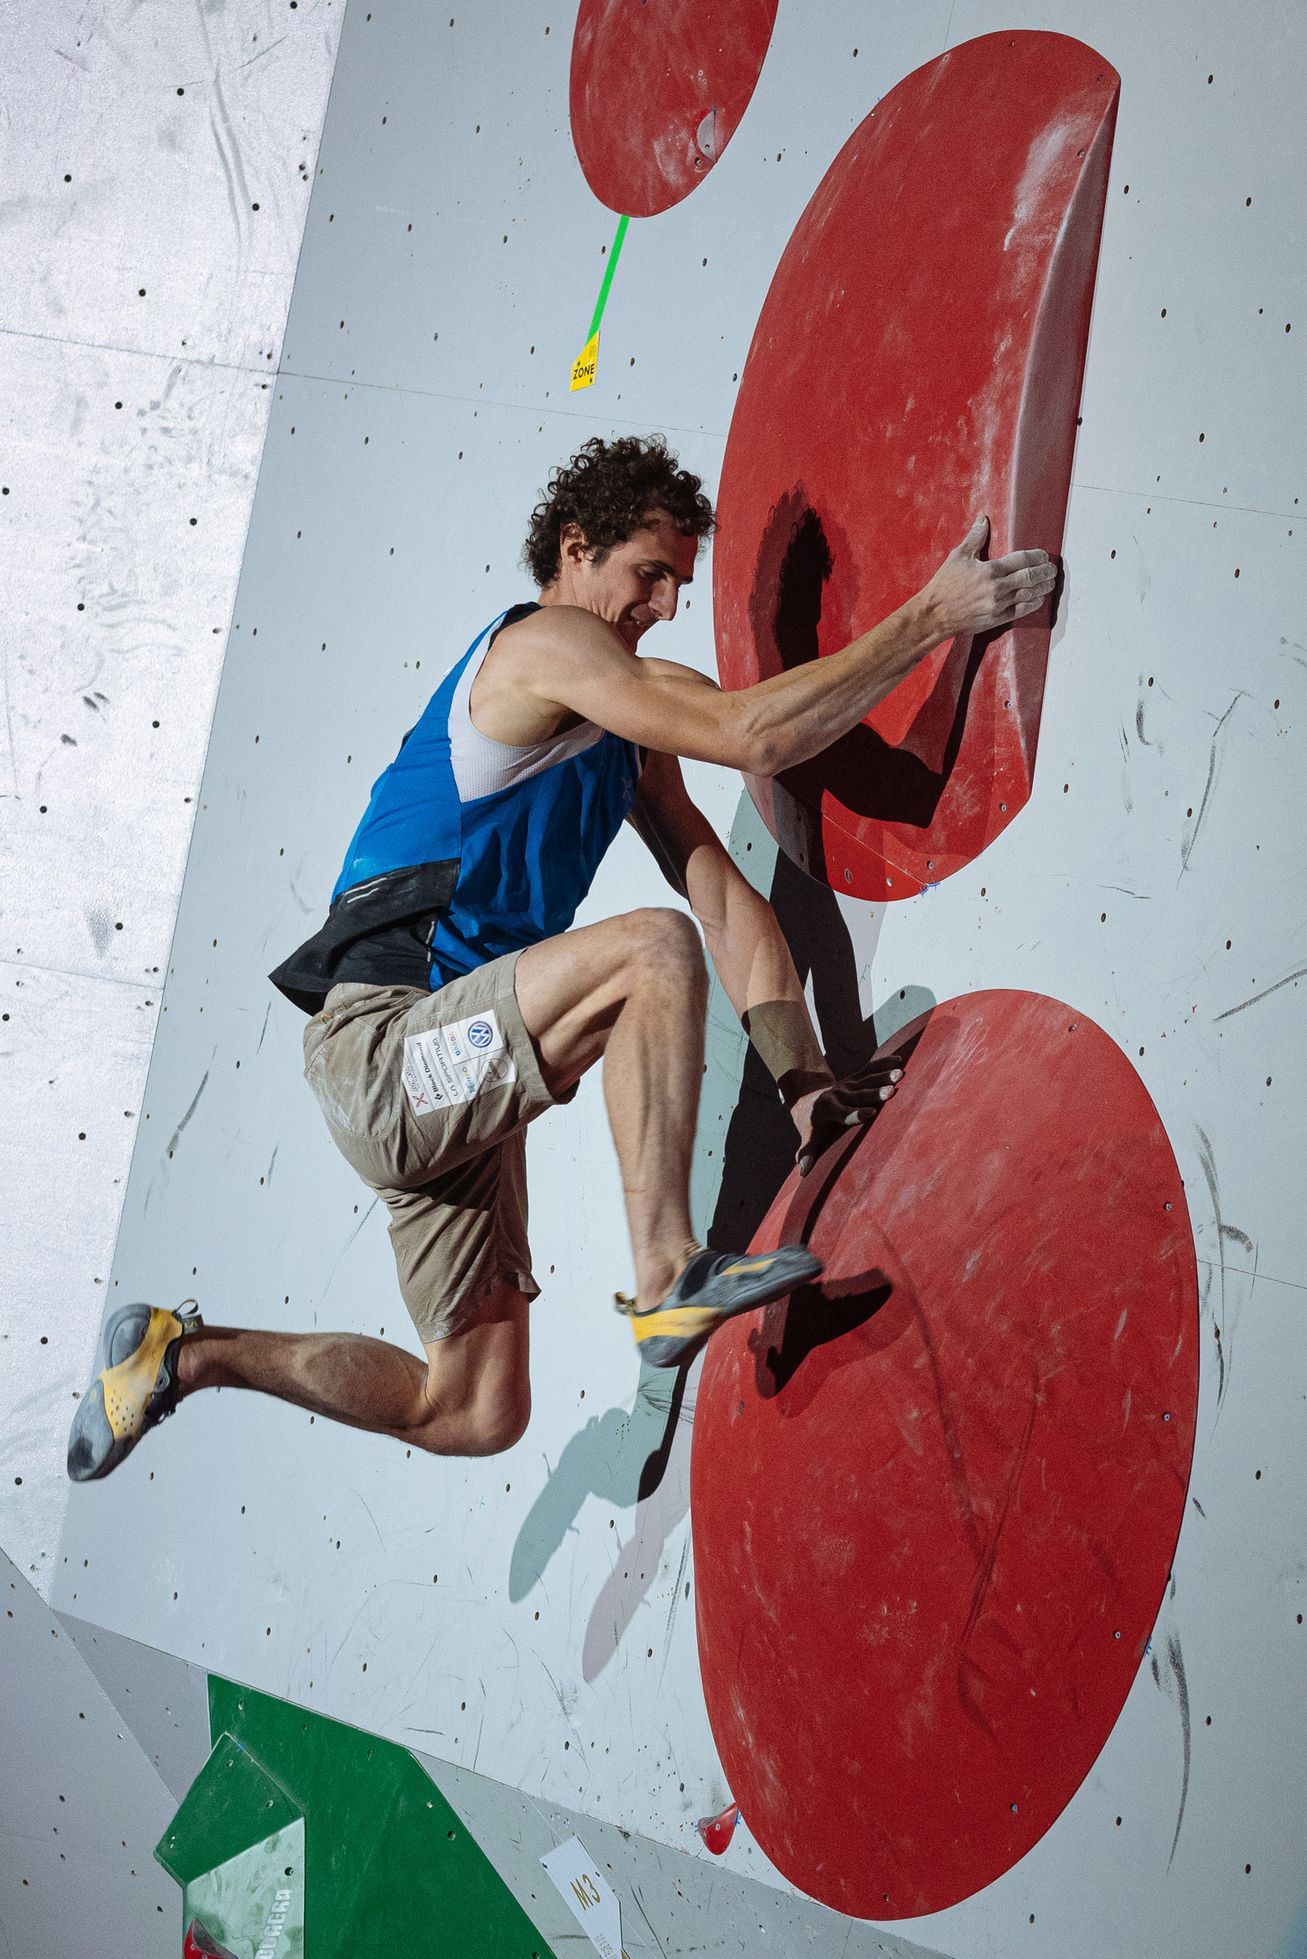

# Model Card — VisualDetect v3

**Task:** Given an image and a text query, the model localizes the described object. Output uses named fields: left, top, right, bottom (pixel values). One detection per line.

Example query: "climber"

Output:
left=68, top=435, right=1055, bottom=1478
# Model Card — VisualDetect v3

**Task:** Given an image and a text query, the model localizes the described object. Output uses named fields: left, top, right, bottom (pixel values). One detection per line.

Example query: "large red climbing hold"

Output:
left=690, top=992, right=1197, bottom=1917
left=714, top=33, right=1120, bottom=899
left=570, top=0, right=779, bottom=217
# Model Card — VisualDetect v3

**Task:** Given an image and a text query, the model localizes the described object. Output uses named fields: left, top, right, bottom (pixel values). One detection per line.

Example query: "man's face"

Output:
left=569, top=511, right=700, bottom=652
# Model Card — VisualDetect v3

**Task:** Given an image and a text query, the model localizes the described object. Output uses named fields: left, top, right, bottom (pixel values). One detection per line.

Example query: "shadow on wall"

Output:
left=509, top=798, right=936, bottom=1680
left=507, top=1366, right=692, bottom=1604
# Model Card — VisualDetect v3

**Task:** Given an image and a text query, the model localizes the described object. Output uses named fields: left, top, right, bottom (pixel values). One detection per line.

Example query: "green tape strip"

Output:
left=587, top=212, right=630, bottom=342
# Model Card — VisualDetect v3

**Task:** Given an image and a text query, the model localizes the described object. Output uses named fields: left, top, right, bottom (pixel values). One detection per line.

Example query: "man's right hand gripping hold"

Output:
left=69, top=437, right=1056, bottom=1480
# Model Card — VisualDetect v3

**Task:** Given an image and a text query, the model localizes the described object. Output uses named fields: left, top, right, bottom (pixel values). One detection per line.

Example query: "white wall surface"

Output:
left=0, top=2, right=344, bottom=1583
left=0, top=1547, right=177, bottom=1957
left=5, top=0, right=1304, bottom=1954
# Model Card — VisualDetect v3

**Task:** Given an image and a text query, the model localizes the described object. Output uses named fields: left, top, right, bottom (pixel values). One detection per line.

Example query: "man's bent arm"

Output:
left=628, top=753, right=833, bottom=1106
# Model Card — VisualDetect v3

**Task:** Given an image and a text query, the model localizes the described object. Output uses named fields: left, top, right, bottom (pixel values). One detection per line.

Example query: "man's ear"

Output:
left=558, top=520, right=594, bottom=568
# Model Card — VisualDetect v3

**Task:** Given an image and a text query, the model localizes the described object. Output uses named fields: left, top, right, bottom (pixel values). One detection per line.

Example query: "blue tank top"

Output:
left=269, top=605, right=643, bottom=1012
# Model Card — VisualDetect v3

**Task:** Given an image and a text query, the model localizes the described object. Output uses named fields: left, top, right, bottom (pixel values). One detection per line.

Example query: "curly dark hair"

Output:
left=523, top=434, right=716, bottom=588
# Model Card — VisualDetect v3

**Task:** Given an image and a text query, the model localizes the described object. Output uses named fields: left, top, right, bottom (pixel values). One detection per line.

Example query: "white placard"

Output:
left=401, top=1008, right=516, bottom=1114
left=539, top=1835, right=628, bottom=1959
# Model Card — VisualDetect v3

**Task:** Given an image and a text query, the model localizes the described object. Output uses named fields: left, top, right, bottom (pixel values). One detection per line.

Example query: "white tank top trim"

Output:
left=448, top=626, right=606, bottom=803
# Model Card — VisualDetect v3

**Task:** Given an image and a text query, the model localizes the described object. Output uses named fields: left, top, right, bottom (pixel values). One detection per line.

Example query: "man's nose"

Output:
left=651, top=581, right=678, bottom=622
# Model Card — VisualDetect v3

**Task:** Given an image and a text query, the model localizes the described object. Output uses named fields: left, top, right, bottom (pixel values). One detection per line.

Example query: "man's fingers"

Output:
left=802, top=1061, right=907, bottom=1170
left=991, top=546, right=1051, bottom=576
left=1008, top=587, right=1054, bottom=623
left=996, top=562, right=1056, bottom=599
left=954, top=514, right=990, bottom=558
left=987, top=564, right=1057, bottom=627
left=843, top=1087, right=895, bottom=1123
left=851, top=1057, right=903, bottom=1083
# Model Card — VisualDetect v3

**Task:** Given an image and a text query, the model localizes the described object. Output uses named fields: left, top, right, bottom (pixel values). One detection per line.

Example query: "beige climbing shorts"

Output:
left=302, top=950, right=567, bottom=1344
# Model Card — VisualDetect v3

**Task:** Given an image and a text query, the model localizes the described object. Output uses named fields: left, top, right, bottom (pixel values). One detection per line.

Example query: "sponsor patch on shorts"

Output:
left=401, top=1009, right=517, bottom=1115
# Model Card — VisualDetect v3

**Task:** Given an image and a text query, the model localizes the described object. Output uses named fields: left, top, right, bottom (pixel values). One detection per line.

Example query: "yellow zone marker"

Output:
left=569, top=211, right=629, bottom=391
left=570, top=329, right=600, bottom=392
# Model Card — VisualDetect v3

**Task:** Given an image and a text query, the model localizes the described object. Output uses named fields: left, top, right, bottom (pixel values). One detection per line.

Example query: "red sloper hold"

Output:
left=570, top=0, right=779, bottom=217
left=713, top=34, right=1120, bottom=900
left=697, top=1801, right=742, bottom=1854
left=690, top=992, right=1198, bottom=1918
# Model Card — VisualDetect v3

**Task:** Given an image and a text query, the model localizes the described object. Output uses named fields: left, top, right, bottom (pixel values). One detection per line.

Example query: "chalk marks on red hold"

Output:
left=713, top=32, right=1120, bottom=900
left=569, top=0, right=779, bottom=216
left=691, top=989, right=1198, bottom=1918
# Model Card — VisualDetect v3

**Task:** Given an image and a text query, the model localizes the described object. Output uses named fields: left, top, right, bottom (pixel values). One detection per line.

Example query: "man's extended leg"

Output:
left=175, top=1282, right=530, bottom=1455
left=68, top=908, right=807, bottom=1481
left=179, top=910, right=721, bottom=1448
left=67, top=1283, right=532, bottom=1480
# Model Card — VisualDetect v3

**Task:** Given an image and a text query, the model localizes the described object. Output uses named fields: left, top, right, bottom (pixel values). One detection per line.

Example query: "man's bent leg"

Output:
left=515, top=908, right=708, bottom=1310
left=175, top=1284, right=530, bottom=1458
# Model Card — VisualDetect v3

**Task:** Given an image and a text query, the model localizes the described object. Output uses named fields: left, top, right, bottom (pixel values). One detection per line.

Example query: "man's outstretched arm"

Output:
left=520, top=516, right=1057, bottom=773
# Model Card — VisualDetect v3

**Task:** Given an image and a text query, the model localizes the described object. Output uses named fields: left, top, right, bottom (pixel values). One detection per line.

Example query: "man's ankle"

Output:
left=173, top=1328, right=210, bottom=1396
left=635, top=1238, right=701, bottom=1311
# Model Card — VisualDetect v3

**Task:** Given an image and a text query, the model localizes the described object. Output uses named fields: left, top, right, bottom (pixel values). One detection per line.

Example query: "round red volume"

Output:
left=570, top=0, right=779, bottom=217
left=713, top=32, right=1120, bottom=899
left=691, top=991, right=1197, bottom=1917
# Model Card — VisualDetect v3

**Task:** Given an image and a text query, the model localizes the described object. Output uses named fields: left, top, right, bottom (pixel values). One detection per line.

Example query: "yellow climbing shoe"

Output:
left=67, top=1302, right=201, bottom=1483
left=616, top=1244, right=822, bottom=1368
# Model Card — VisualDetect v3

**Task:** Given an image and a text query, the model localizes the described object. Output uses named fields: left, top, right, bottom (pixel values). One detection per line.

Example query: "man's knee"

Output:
left=412, top=1386, right=530, bottom=1458
left=621, top=907, right=706, bottom=993
left=465, top=1392, right=530, bottom=1457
